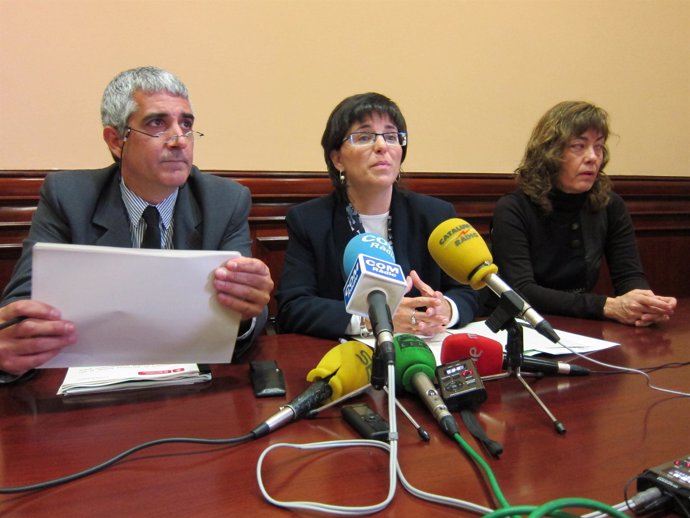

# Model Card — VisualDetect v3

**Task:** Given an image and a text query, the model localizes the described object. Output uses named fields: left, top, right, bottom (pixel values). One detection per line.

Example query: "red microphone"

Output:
left=441, top=334, right=504, bottom=377
left=441, top=333, right=590, bottom=377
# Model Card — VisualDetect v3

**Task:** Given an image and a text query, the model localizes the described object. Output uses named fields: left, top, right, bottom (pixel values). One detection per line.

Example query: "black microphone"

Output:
left=250, top=341, right=375, bottom=438
left=506, top=356, right=590, bottom=376
left=251, top=379, right=333, bottom=438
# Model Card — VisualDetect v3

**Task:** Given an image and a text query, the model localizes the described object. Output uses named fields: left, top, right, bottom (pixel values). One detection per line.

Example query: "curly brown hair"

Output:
left=516, top=101, right=612, bottom=214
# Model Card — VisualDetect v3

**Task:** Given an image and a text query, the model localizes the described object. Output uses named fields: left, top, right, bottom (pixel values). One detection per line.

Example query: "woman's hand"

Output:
left=603, top=289, right=677, bottom=327
left=393, top=270, right=452, bottom=336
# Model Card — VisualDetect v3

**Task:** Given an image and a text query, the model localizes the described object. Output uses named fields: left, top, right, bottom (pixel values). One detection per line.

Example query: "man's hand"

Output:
left=213, top=257, right=274, bottom=320
left=0, top=300, right=77, bottom=375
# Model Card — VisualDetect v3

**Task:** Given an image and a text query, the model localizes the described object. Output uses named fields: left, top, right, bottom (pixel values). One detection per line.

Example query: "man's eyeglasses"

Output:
left=125, top=127, right=204, bottom=144
left=343, top=132, right=407, bottom=147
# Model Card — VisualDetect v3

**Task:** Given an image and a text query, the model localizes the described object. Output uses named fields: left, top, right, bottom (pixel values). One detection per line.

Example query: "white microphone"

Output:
left=342, top=233, right=407, bottom=319
left=342, top=233, right=406, bottom=389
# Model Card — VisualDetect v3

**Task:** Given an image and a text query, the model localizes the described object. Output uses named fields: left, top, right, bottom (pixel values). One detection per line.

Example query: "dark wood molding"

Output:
left=2, top=170, right=689, bottom=313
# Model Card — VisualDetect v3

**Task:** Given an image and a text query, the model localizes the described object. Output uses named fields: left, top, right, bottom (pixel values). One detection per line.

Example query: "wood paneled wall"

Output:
left=2, top=171, right=689, bottom=315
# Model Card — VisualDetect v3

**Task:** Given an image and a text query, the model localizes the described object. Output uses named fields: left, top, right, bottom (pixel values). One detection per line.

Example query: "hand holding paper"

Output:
left=0, top=299, right=77, bottom=375
left=213, top=256, right=274, bottom=320
left=32, top=243, right=243, bottom=368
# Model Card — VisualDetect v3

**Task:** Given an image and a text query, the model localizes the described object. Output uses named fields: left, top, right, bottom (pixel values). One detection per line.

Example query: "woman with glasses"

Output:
left=490, top=100, right=676, bottom=326
left=275, top=92, right=480, bottom=339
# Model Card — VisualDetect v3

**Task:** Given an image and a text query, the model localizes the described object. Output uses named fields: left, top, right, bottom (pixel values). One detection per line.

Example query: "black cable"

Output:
left=668, top=492, right=690, bottom=518
left=0, top=432, right=255, bottom=494
left=459, top=409, right=503, bottom=458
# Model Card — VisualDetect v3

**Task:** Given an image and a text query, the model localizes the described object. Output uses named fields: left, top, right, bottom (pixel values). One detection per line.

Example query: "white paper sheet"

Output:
left=32, top=243, right=241, bottom=367
left=423, top=319, right=618, bottom=365
left=351, top=319, right=618, bottom=366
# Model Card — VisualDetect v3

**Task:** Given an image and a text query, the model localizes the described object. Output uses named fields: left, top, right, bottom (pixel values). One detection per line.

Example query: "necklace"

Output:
left=345, top=201, right=393, bottom=246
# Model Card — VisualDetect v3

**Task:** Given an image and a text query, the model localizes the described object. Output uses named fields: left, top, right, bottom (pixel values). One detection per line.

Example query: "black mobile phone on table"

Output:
left=249, top=360, right=286, bottom=397
left=341, top=403, right=389, bottom=441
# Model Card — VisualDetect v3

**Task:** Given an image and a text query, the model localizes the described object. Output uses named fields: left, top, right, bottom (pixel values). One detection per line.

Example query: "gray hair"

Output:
left=100, top=66, right=190, bottom=136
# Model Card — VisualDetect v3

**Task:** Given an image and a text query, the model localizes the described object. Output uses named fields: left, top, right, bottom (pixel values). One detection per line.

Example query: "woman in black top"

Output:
left=491, top=101, right=676, bottom=326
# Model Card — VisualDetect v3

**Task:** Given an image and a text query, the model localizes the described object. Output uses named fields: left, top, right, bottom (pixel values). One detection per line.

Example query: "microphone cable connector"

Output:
left=627, top=486, right=673, bottom=515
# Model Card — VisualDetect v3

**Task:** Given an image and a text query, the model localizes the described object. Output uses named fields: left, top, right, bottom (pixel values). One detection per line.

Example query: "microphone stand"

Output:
left=367, top=291, right=396, bottom=390
left=484, top=291, right=566, bottom=434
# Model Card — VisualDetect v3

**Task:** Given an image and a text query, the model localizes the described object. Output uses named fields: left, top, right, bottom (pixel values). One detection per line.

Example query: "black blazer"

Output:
left=275, top=189, right=480, bottom=339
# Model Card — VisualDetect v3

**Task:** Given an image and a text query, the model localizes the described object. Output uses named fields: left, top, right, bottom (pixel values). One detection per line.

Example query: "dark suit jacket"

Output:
left=1, top=164, right=267, bottom=353
left=275, top=189, right=480, bottom=339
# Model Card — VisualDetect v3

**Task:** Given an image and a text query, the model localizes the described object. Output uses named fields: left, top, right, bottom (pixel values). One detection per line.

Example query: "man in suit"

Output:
left=0, top=66, right=273, bottom=378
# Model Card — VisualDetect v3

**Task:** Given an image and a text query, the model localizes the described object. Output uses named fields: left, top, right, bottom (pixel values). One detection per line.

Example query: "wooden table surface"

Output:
left=1, top=302, right=688, bottom=517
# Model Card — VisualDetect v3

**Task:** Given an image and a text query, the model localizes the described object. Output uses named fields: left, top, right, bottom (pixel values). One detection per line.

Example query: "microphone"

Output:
left=343, top=232, right=396, bottom=274
left=251, top=341, right=372, bottom=438
left=343, top=233, right=407, bottom=389
left=394, top=334, right=459, bottom=438
left=427, top=218, right=560, bottom=343
left=342, top=233, right=407, bottom=320
left=306, top=340, right=373, bottom=399
left=441, top=333, right=590, bottom=377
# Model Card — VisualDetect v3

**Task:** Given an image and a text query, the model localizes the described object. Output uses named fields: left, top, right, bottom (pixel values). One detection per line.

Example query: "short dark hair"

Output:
left=321, top=92, right=407, bottom=191
left=516, top=100, right=612, bottom=213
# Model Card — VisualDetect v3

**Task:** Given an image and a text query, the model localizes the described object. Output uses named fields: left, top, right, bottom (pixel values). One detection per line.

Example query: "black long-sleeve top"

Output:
left=490, top=189, right=650, bottom=319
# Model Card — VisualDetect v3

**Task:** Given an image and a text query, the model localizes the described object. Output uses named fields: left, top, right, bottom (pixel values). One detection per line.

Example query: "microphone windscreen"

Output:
left=427, top=218, right=498, bottom=289
left=393, top=334, right=437, bottom=393
left=441, top=333, right=504, bottom=377
left=343, top=233, right=396, bottom=275
left=306, top=340, right=373, bottom=400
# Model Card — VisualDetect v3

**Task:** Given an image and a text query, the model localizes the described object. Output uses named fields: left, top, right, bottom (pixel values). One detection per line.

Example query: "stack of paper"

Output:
left=57, top=364, right=211, bottom=396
